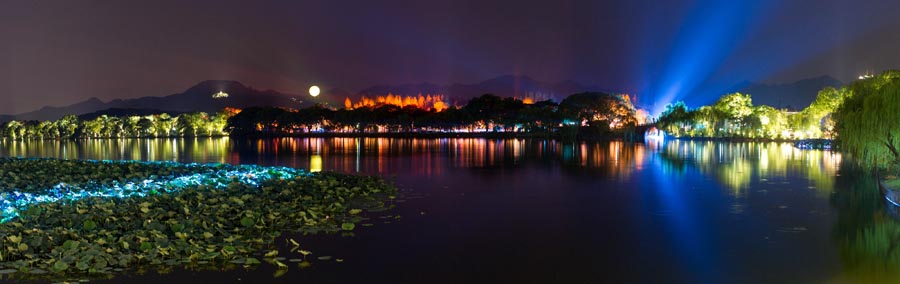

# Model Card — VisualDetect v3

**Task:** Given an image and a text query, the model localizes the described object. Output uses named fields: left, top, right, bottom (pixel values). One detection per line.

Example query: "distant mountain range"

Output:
left=0, top=75, right=845, bottom=122
left=729, top=75, right=843, bottom=110
left=3, top=81, right=304, bottom=122
left=353, top=75, right=616, bottom=105
left=76, top=108, right=187, bottom=121
left=0, top=76, right=616, bottom=122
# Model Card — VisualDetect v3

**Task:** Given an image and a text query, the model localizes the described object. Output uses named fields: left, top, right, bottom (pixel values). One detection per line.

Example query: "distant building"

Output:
left=212, top=91, right=229, bottom=99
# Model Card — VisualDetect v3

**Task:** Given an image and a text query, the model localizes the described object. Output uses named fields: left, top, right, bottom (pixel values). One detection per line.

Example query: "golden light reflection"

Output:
left=659, top=140, right=842, bottom=197
left=0, top=138, right=233, bottom=163
left=0, top=138, right=840, bottom=192
left=310, top=154, right=322, bottom=172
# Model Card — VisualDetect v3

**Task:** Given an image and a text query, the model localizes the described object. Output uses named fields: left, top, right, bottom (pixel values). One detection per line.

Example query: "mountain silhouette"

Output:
left=13, top=97, right=107, bottom=121
left=5, top=80, right=304, bottom=121
left=0, top=75, right=845, bottom=122
left=355, top=75, right=617, bottom=105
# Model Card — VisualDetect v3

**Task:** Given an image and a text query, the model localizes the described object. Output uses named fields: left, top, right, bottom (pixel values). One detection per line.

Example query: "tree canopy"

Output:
left=834, top=70, right=900, bottom=169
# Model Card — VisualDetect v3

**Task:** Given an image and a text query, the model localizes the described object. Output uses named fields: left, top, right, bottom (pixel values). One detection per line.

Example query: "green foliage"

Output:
left=559, top=92, right=638, bottom=128
left=0, top=158, right=197, bottom=194
left=0, top=111, right=233, bottom=140
left=831, top=172, right=900, bottom=283
left=656, top=87, right=849, bottom=140
left=834, top=70, right=900, bottom=169
left=0, top=158, right=396, bottom=276
left=656, top=101, right=691, bottom=136
left=749, top=105, right=788, bottom=138
left=712, top=93, right=753, bottom=121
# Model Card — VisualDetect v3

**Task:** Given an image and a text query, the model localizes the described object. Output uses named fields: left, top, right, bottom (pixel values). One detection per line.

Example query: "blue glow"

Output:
left=648, top=145, right=721, bottom=283
left=643, top=0, right=765, bottom=115
left=644, top=127, right=666, bottom=141
left=0, top=160, right=309, bottom=223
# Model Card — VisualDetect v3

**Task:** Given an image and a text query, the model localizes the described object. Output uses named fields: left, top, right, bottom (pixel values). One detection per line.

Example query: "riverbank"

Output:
left=0, top=158, right=396, bottom=280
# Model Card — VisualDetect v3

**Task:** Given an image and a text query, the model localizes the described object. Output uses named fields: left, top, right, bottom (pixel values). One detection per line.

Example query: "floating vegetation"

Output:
left=0, top=158, right=305, bottom=223
left=0, top=158, right=395, bottom=280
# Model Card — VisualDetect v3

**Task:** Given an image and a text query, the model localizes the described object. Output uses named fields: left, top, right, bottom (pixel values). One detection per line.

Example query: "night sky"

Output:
left=2, top=0, right=900, bottom=114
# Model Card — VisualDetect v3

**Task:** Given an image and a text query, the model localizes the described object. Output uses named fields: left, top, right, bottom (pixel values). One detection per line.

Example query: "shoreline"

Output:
left=0, top=133, right=836, bottom=145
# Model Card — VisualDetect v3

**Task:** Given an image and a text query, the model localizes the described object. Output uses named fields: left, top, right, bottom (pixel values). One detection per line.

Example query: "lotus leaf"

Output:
left=0, top=158, right=396, bottom=279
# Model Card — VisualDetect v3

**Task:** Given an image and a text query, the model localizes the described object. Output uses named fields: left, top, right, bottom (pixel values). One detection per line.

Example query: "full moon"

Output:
left=308, top=85, right=321, bottom=97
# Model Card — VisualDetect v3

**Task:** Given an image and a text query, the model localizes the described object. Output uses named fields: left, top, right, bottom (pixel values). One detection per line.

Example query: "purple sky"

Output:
left=2, top=0, right=899, bottom=114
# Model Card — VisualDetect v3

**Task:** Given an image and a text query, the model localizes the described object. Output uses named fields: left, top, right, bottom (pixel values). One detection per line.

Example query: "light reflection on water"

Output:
left=0, top=138, right=653, bottom=178
left=0, top=137, right=898, bottom=283
left=657, top=140, right=842, bottom=197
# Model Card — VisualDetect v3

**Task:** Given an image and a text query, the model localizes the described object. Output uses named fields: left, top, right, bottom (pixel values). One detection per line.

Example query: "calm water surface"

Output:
left=1, top=138, right=896, bottom=284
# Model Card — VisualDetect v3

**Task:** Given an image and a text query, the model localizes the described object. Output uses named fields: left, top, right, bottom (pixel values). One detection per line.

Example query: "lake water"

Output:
left=1, top=138, right=896, bottom=284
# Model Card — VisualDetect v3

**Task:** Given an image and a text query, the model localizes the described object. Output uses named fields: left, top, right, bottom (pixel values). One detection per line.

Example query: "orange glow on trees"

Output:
left=521, top=97, right=535, bottom=104
left=345, top=93, right=449, bottom=111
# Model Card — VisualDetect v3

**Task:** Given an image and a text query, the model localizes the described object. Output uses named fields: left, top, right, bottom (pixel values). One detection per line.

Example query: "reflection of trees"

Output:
left=0, top=138, right=231, bottom=163
left=831, top=171, right=900, bottom=283
left=657, top=141, right=755, bottom=195
left=223, top=138, right=645, bottom=178
left=656, top=140, right=841, bottom=196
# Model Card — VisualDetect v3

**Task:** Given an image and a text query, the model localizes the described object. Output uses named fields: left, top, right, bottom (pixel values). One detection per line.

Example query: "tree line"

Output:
left=656, top=87, right=846, bottom=140
left=832, top=70, right=900, bottom=170
left=225, top=92, right=642, bottom=139
left=655, top=69, right=900, bottom=171
left=0, top=112, right=231, bottom=140
left=0, top=92, right=641, bottom=140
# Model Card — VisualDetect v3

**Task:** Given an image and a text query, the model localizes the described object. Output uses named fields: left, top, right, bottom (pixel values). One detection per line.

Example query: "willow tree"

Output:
left=657, top=101, right=691, bottom=136
left=834, top=70, right=900, bottom=170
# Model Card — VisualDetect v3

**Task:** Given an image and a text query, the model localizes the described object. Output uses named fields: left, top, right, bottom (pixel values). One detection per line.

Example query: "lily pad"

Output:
left=0, top=158, right=397, bottom=278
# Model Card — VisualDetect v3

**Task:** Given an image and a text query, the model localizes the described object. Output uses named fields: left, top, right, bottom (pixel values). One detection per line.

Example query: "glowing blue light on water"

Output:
left=0, top=160, right=309, bottom=223
left=645, top=128, right=666, bottom=141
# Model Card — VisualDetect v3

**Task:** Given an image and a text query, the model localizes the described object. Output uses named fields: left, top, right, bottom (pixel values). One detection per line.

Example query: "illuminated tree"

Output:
left=657, top=101, right=691, bottom=136
left=150, top=113, right=179, bottom=137
left=81, top=118, right=104, bottom=138
left=3, top=120, right=24, bottom=140
left=38, top=120, right=58, bottom=139
left=178, top=112, right=208, bottom=137
left=55, top=115, right=79, bottom=139
left=711, top=93, right=753, bottom=135
left=208, top=111, right=230, bottom=136
left=793, top=86, right=850, bottom=139
left=559, top=92, right=637, bottom=128
left=834, top=70, right=900, bottom=169
left=746, top=105, right=788, bottom=138
left=104, top=116, right=123, bottom=138
left=691, top=106, right=717, bottom=137
left=124, top=116, right=142, bottom=137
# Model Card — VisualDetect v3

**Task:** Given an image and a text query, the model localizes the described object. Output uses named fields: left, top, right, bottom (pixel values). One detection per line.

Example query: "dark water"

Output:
left=1, top=138, right=897, bottom=284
